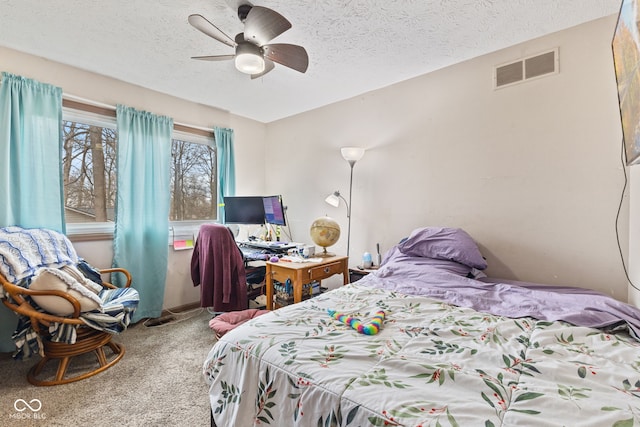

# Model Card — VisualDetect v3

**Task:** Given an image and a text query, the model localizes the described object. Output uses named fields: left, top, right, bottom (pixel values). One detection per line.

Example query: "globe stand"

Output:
left=317, top=246, right=335, bottom=257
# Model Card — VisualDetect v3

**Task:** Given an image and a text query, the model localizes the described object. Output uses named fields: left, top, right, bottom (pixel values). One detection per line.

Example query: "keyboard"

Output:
left=240, top=246, right=269, bottom=261
left=244, top=241, right=298, bottom=252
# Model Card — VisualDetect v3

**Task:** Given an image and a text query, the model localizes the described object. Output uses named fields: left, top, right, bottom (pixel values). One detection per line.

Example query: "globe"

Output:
left=310, top=216, right=341, bottom=256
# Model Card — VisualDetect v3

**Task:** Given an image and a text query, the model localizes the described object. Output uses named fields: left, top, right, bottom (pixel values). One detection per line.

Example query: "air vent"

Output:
left=494, top=48, right=558, bottom=89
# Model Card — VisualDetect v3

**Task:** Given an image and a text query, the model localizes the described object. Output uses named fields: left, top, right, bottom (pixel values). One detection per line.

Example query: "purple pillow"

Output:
left=382, top=244, right=473, bottom=276
left=397, top=227, right=487, bottom=270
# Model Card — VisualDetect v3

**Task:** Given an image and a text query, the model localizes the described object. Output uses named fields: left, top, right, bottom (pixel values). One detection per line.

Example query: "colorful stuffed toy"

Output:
left=327, top=309, right=385, bottom=335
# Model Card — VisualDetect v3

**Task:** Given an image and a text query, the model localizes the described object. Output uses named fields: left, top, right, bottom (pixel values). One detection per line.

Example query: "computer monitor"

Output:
left=223, top=196, right=266, bottom=224
left=263, top=195, right=286, bottom=226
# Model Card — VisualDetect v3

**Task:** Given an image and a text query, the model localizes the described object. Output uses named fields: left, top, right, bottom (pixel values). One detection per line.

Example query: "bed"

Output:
left=203, top=227, right=640, bottom=426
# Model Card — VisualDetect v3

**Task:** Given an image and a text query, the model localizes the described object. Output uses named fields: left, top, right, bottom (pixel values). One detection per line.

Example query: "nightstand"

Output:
left=349, top=267, right=378, bottom=283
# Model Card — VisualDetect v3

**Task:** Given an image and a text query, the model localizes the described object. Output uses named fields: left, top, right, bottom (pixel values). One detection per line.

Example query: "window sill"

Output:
left=68, top=233, right=113, bottom=243
left=66, top=222, right=114, bottom=236
left=65, top=221, right=215, bottom=243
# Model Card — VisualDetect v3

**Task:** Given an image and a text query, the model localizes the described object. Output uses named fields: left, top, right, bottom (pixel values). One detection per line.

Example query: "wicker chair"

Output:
left=0, top=226, right=138, bottom=386
left=0, top=267, right=134, bottom=386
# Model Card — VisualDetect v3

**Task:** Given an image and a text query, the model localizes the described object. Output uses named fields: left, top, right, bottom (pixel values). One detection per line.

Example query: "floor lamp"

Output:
left=325, top=147, right=365, bottom=258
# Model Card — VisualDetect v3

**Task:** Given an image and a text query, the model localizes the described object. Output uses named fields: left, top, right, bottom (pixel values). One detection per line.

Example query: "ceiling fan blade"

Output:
left=263, top=44, right=309, bottom=73
left=188, top=14, right=236, bottom=48
left=251, top=59, right=275, bottom=79
left=243, top=6, right=292, bottom=46
left=191, top=54, right=236, bottom=61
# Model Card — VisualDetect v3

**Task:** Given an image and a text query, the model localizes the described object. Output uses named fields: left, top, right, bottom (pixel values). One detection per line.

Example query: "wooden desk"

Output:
left=265, top=255, right=349, bottom=310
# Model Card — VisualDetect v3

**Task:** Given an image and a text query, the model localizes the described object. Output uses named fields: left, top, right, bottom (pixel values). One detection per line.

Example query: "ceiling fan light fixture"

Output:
left=235, top=42, right=265, bottom=74
left=235, top=53, right=265, bottom=74
left=189, top=5, right=307, bottom=77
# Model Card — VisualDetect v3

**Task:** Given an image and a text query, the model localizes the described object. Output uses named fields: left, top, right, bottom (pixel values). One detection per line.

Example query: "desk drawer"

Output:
left=308, top=261, right=343, bottom=281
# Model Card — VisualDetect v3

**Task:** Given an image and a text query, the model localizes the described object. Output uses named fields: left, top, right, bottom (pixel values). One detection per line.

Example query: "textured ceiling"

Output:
left=0, top=0, right=621, bottom=123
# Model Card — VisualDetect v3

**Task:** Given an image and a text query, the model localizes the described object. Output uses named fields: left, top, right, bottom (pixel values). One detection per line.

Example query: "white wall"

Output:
left=266, top=15, right=630, bottom=300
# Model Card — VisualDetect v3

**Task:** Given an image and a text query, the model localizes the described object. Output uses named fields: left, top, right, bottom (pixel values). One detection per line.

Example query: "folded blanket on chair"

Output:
left=0, top=226, right=78, bottom=284
left=81, top=287, right=139, bottom=333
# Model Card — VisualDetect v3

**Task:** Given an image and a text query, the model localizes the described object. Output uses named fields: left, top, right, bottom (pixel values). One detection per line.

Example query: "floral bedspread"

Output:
left=203, top=283, right=640, bottom=426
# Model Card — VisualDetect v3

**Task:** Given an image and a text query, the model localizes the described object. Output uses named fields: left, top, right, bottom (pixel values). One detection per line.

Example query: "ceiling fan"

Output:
left=188, top=3, right=309, bottom=79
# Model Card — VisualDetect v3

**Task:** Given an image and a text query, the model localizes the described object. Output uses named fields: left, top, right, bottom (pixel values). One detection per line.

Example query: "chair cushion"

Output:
left=29, top=265, right=103, bottom=315
left=209, top=308, right=268, bottom=338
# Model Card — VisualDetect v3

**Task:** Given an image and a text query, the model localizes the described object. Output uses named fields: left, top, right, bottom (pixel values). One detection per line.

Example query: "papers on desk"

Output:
left=280, top=256, right=323, bottom=263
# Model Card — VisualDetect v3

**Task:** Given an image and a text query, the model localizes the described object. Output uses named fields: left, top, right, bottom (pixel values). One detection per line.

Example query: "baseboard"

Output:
left=144, top=302, right=202, bottom=327
left=161, top=301, right=200, bottom=317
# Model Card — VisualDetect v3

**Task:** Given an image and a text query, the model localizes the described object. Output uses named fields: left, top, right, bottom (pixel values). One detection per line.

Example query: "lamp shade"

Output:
left=341, top=147, right=365, bottom=163
left=325, top=192, right=340, bottom=207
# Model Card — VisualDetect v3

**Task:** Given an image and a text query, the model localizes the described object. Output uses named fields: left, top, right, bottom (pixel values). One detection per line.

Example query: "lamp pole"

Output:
left=345, top=160, right=355, bottom=258
left=339, top=147, right=365, bottom=259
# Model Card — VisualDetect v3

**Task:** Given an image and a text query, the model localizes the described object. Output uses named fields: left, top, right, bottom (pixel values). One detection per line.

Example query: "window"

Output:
left=62, top=104, right=217, bottom=235
left=170, top=130, right=217, bottom=221
left=62, top=108, right=117, bottom=226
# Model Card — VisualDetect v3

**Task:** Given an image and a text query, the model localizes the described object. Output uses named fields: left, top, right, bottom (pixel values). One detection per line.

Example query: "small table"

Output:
left=348, top=267, right=379, bottom=283
left=265, top=255, right=349, bottom=310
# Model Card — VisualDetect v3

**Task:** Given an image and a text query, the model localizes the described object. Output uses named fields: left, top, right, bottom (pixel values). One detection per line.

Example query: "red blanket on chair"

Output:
left=190, top=224, right=248, bottom=312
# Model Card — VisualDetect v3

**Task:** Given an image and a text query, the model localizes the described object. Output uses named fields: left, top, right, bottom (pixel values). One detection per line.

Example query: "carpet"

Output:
left=0, top=309, right=216, bottom=426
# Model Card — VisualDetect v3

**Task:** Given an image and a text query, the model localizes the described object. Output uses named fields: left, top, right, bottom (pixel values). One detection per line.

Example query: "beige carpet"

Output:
left=0, top=309, right=216, bottom=426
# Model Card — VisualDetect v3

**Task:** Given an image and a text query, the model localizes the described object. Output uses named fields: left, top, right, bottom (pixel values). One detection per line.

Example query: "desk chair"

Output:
left=191, top=224, right=266, bottom=312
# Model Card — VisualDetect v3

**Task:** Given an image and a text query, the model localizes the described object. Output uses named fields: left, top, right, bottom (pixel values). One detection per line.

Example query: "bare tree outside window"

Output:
left=62, top=117, right=217, bottom=225
left=63, top=121, right=117, bottom=223
left=170, top=139, right=217, bottom=221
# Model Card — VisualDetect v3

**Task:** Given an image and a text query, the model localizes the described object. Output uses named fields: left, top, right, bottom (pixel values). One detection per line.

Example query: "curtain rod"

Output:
left=63, top=93, right=217, bottom=134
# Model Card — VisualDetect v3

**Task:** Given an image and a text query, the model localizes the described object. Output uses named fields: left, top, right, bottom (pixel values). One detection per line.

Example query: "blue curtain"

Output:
left=215, top=127, right=236, bottom=222
left=0, top=72, right=64, bottom=231
left=114, top=105, right=173, bottom=322
left=0, top=72, right=64, bottom=351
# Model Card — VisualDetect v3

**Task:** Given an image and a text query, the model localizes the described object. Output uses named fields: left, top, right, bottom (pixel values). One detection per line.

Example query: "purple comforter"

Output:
left=358, top=254, right=640, bottom=340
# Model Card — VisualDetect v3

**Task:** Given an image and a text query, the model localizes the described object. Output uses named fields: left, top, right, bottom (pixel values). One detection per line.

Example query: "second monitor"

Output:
left=263, top=195, right=286, bottom=226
